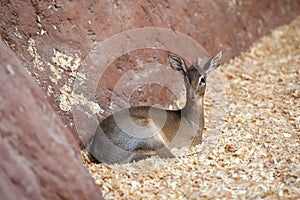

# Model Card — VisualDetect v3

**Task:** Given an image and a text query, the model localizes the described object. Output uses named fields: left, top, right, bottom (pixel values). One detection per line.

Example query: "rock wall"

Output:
left=0, top=40, right=103, bottom=200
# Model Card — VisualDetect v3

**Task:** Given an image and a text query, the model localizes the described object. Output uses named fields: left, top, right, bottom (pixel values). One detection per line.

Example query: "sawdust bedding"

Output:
left=81, top=16, right=300, bottom=199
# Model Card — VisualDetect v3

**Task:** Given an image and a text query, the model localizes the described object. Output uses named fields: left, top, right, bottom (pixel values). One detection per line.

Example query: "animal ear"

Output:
left=168, top=53, right=187, bottom=75
left=203, top=51, right=222, bottom=74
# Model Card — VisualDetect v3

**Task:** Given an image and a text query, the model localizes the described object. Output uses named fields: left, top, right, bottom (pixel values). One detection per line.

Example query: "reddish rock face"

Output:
left=0, top=40, right=103, bottom=200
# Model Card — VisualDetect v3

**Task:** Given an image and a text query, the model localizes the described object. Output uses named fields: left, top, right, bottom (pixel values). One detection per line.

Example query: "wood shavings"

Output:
left=82, top=16, right=300, bottom=199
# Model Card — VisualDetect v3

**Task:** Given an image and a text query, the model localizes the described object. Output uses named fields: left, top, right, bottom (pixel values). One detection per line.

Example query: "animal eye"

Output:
left=199, top=76, right=206, bottom=86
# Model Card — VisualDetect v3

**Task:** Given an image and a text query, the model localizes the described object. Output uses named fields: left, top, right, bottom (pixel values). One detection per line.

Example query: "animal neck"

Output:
left=181, top=92, right=205, bottom=132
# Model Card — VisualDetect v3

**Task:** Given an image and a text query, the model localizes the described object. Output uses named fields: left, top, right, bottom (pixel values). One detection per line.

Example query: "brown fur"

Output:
left=88, top=52, right=222, bottom=164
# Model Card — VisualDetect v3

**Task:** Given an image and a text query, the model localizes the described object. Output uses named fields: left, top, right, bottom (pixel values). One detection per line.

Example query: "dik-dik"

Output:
left=88, top=51, right=222, bottom=164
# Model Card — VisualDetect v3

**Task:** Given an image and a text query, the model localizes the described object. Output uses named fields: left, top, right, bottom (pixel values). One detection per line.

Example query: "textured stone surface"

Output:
left=0, top=40, right=103, bottom=200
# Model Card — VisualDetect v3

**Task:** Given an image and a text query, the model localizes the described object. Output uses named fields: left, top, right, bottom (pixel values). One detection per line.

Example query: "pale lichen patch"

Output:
left=52, top=49, right=81, bottom=77
left=72, top=93, right=104, bottom=117
left=59, top=85, right=73, bottom=112
left=59, top=84, right=103, bottom=116
left=224, top=0, right=243, bottom=7
left=47, top=85, right=54, bottom=96
left=28, top=38, right=44, bottom=72
left=48, top=62, right=63, bottom=84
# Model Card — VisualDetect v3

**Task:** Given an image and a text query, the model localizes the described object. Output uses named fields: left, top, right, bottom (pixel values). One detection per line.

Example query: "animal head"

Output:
left=168, top=51, right=222, bottom=101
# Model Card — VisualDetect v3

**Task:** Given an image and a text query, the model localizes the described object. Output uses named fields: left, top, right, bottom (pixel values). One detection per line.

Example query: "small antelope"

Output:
left=88, top=51, right=222, bottom=164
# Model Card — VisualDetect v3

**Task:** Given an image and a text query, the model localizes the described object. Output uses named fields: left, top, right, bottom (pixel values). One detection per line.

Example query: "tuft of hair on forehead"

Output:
left=188, top=62, right=207, bottom=76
